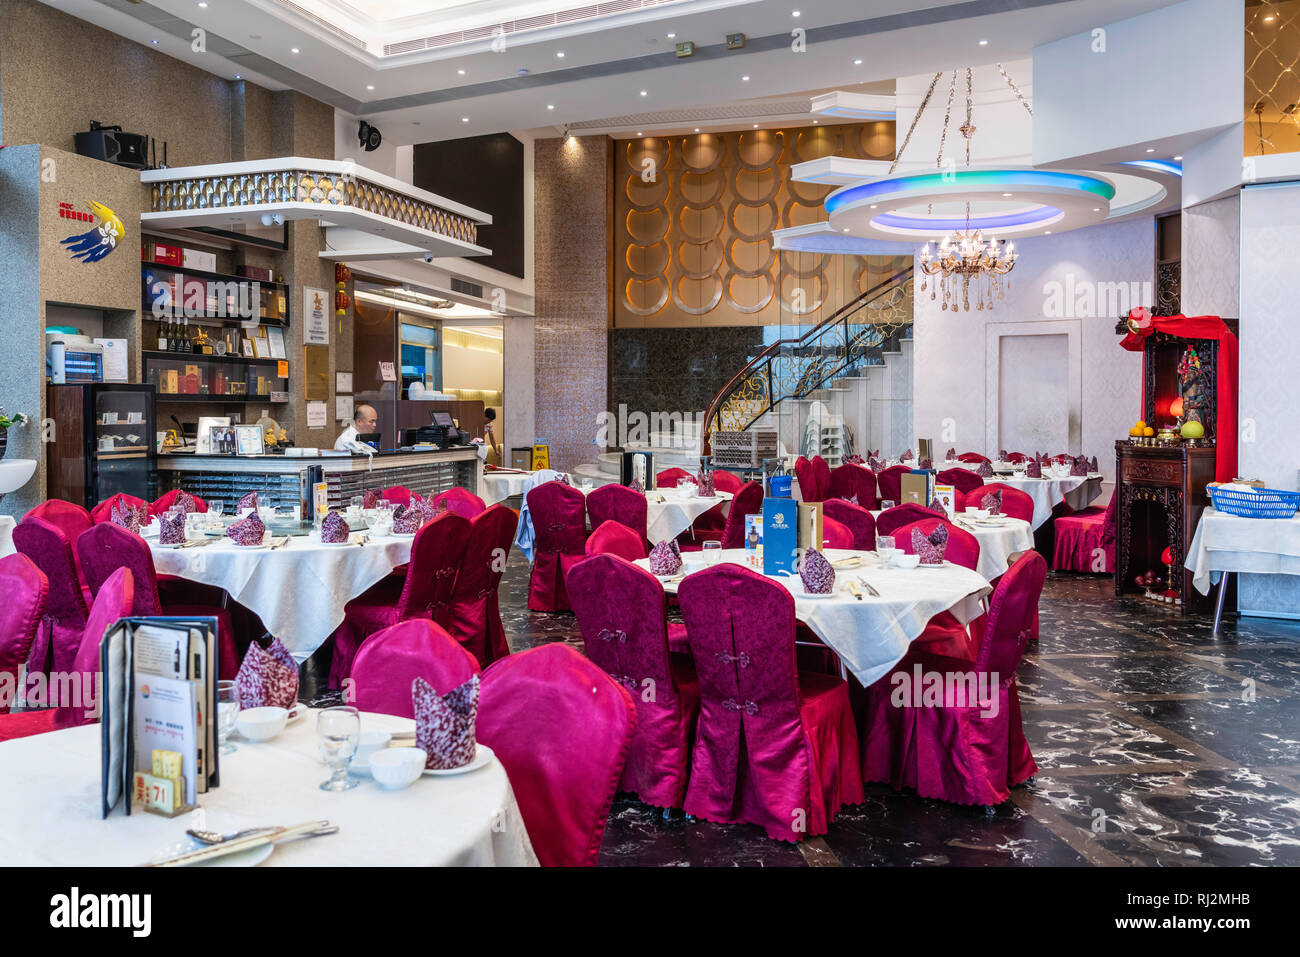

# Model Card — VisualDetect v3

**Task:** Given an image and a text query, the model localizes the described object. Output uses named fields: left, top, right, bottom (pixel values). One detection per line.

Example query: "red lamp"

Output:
left=1169, top=396, right=1184, bottom=419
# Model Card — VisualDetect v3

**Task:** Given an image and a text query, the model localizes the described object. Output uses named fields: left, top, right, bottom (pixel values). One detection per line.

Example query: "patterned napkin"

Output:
left=976, top=460, right=994, bottom=478
left=981, top=489, right=1003, bottom=515
left=362, top=488, right=383, bottom=510
left=648, top=539, right=683, bottom=576
left=392, top=504, right=421, bottom=534
left=172, top=490, right=198, bottom=514
left=432, top=497, right=450, bottom=516
left=235, top=637, right=299, bottom=709
left=846, top=494, right=859, bottom=506
left=868, top=457, right=884, bottom=471
left=236, top=491, right=259, bottom=513
left=159, top=510, right=186, bottom=545
left=919, top=457, right=932, bottom=470
left=1026, top=459, right=1043, bottom=478
left=227, top=512, right=267, bottom=546
left=800, top=548, right=835, bottom=594
left=1070, top=456, right=1088, bottom=477
left=911, top=524, right=949, bottom=565
left=109, top=499, right=147, bottom=534
left=408, top=493, right=436, bottom=523
left=320, top=511, right=350, bottom=543
left=998, top=449, right=1009, bottom=461
left=946, top=447, right=957, bottom=461
left=414, top=675, right=479, bottom=770
left=900, top=448, right=914, bottom=462
left=1088, top=456, right=1099, bottom=473
left=629, top=477, right=645, bottom=493
left=697, top=468, right=715, bottom=497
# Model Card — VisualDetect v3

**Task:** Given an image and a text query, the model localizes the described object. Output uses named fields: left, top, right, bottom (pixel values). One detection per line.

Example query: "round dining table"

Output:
left=874, top=511, right=1033, bottom=580
left=0, top=709, right=537, bottom=866
left=481, top=470, right=534, bottom=506
left=636, top=548, right=991, bottom=688
left=939, top=461, right=1104, bottom=528
left=638, top=489, right=733, bottom=544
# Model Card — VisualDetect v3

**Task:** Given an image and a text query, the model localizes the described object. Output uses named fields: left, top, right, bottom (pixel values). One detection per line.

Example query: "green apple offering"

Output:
left=1180, top=420, right=1205, bottom=439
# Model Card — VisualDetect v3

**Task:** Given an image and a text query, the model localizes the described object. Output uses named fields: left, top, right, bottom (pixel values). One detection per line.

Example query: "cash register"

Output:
left=402, top=411, right=468, bottom=450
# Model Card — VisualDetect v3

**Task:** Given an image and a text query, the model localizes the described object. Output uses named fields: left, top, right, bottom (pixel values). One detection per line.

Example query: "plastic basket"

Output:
left=1208, top=486, right=1300, bottom=519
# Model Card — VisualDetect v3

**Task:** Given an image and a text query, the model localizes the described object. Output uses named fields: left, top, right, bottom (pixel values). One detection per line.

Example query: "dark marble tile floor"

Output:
left=497, top=545, right=1300, bottom=866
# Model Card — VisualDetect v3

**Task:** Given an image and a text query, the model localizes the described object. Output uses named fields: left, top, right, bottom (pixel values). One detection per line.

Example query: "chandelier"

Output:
left=918, top=204, right=1017, bottom=311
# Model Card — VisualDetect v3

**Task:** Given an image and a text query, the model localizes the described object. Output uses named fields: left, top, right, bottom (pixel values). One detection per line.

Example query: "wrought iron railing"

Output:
left=702, top=267, right=914, bottom=454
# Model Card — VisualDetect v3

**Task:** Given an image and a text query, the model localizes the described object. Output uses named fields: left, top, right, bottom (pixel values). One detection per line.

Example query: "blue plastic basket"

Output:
left=1208, top=486, right=1300, bottom=519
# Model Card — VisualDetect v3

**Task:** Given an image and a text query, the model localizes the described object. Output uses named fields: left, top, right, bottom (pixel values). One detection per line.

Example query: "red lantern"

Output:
left=334, top=262, right=351, bottom=289
left=1160, top=546, right=1174, bottom=566
left=335, top=290, right=350, bottom=316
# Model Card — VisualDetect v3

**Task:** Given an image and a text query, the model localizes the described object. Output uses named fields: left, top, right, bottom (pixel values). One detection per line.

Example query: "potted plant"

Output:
left=0, top=407, right=30, bottom=460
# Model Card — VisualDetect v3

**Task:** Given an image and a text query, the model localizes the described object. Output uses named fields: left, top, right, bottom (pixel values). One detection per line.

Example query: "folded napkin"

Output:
left=110, top=499, right=147, bottom=534
left=235, top=637, right=299, bottom=709
left=981, top=489, right=1003, bottom=515
left=1026, top=459, right=1042, bottom=478
left=648, top=538, right=683, bottom=576
left=320, top=511, right=350, bottom=543
left=159, top=510, right=186, bottom=545
left=236, top=491, right=259, bottom=513
left=432, top=497, right=450, bottom=516
left=1089, top=455, right=1099, bottom=473
left=976, top=460, right=994, bottom=478
left=900, top=448, right=914, bottom=461
left=362, top=488, right=382, bottom=510
left=1070, top=456, right=1088, bottom=477
left=227, top=512, right=266, bottom=546
left=697, top=469, right=715, bottom=497
left=171, top=490, right=197, bottom=514
left=929, top=495, right=945, bottom=513
left=911, top=523, right=949, bottom=565
left=799, top=547, right=835, bottom=594
left=408, top=493, right=436, bottom=523
left=868, top=457, right=884, bottom=471
left=414, top=674, right=479, bottom=770
left=846, top=494, right=859, bottom=506
left=391, top=504, right=421, bottom=534
left=919, top=457, right=932, bottom=470
left=999, top=449, right=1008, bottom=461
left=629, top=477, right=645, bottom=493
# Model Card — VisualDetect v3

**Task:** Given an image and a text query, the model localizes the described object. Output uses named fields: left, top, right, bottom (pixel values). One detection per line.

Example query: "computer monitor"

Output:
left=356, top=432, right=382, bottom=450
left=430, top=411, right=455, bottom=428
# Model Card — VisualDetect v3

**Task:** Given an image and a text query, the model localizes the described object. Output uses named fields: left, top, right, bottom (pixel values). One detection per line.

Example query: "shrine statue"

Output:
left=1178, top=345, right=1210, bottom=428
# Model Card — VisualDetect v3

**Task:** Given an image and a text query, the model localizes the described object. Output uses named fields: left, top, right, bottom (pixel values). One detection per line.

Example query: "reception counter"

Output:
left=156, top=447, right=481, bottom=513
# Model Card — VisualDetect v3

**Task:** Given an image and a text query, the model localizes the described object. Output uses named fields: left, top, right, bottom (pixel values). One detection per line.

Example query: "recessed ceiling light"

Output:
left=556, top=51, right=565, bottom=58
left=1002, top=192, right=1013, bottom=197
left=152, top=39, right=159, bottom=44
left=234, top=74, right=241, bottom=79
left=694, top=128, right=700, bottom=132
left=640, top=90, right=647, bottom=96
left=813, top=120, right=819, bottom=124
left=461, top=117, right=469, bottom=122
left=742, top=75, right=750, bottom=81
left=1174, top=155, right=1183, bottom=160
left=291, top=47, right=299, bottom=54
left=854, top=59, right=862, bottom=65
left=792, top=10, right=800, bottom=17
left=198, top=1, right=207, bottom=6
left=547, top=104, right=555, bottom=110
left=637, top=132, right=643, bottom=136
left=753, top=124, right=759, bottom=128
left=1045, top=230, right=1052, bottom=234
left=366, top=84, right=374, bottom=90
left=1146, top=147, right=1156, bottom=152
left=1265, top=14, right=1276, bottom=22
left=457, top=69, right=465, bottom=75
left=1093, top=207, right=1101, bottom=212
left=979, top=39, right=988, bottom=45
left=667, top=32, right=676, bottom=38
left=869, top=204, right=877, bottom=209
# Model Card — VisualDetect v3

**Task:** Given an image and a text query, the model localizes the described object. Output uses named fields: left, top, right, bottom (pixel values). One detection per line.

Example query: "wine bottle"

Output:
left=181, top=317, right=190, bottom=353
left=167, top=318, right=178, bottom=352
left=157, top=319, right=168, bottom=352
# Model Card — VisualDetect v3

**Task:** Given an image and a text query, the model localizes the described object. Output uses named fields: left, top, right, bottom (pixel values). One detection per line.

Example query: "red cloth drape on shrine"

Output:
left=1120, top=313, right=1238, bottom=483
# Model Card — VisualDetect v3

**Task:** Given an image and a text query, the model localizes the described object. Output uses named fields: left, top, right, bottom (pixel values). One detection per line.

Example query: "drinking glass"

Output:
left=317, top=706, right=361, bottom=791
left=677, top=478, right=692, bottom=498
left=217, top=680, right=239, bottom=755
left=880, top=499, right=896, bottom=510
left=350, top=495, right=363, bottom=510
left=581, top=478, right=594, bottom=493
left=702, top=540, right=722, bottom=565
left=876, top=534, right=897, bottom=568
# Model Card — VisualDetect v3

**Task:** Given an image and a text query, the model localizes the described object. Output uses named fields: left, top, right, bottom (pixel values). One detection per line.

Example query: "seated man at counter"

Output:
left=335, top=403, right=379, bottom=451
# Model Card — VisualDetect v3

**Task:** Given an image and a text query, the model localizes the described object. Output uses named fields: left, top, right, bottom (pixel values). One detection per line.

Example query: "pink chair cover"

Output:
left=875, top=502, right=947, bottom=538
left=875, top=464, right=910, bottom=504
left=677, top=564, right=864, bottom=841
left=1052, top=490, right=1117, bottom=573
left=76, top=523, right=239, bottom=680
left=820, top=515, right=854, bottom=549
left=432, top=486, right=486, bottom=519
left=54, top=567, right=136, bottom=730
left=891, top=517, right=982, bottom=660
left=12, top=517, right=90, bottom=684
left=350, top=619, right=480, bottom=719
left=655, top=467, right=695, bottom=488
left=0, top=554, right=48, bottom=712
left=382, top=485, right=415, bottom=506
left=525, top=480, right=588, bottom=612
left=712, top=470, right=742, bottom=494
left=478, top=644, right=637, bottom=866
left=894, top=518, right=980, bottom=571
left=828, top=463, right=878, bottom=509
left=957, top=452, right=991, bottom=464
left=330, top=511, right=472, bottom=684
left=1005, top=452, right=1029, bottom=464
left=567, top=554, right=700, bottom=809
left=962, top=483, right=1035, bottom=525
left=936, top=467, right=984, bottom=496
left=822, top=499, right=877, bottom=550
left=447, top=504, right=518, bottom=668
left=793, top=457, right=821, bottom=502
left=25, top=500, right=92, bottom=544
left=716, top=481, right=764, bottom=550
left=811, top=456, right=832, bottom=502
left=151, top=489, right=208, bottom=514
left=89, top=493, right=149, bottom=525
left=585, top=520, right=647, bottom=562
left=585, top=483, right=648, bottom=542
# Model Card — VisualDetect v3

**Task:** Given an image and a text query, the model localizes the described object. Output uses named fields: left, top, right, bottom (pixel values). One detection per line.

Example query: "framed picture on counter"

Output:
left=241, top=339, right=255, bottom=358
left=267, top=326, right=287, bottom=360
left=234, top=424, right=264, bottom=456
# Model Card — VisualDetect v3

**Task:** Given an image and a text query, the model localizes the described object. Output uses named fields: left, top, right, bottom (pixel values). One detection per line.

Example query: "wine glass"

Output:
left=880, top=499, right=896, bottom=511
left=217, top=680, right=239, bottom=754
left=317, top=706, right=361, bottom=791
left=702, top=540, right=722, bottom=565
left=876, top=534, right=897, bottom=568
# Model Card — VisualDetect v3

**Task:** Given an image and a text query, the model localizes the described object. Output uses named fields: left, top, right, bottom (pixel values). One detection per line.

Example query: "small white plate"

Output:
left=154, top=541, right=188, bottom=549
left=228, top=542, right=271, bottom=549
left=798, top=589, right=837, bottom=599
left=388, top=531, right=416, bottom=539
left=315, top=538, right=354, bottom=547
left=917, top=560, right=948, bottom=569
left=423, top=743, right=495, bottom=776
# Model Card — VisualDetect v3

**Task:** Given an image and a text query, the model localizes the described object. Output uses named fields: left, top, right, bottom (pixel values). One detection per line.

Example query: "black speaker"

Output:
left=74, top=122, right=149, bottom=170
left=359, top=120, right=382, bottom=152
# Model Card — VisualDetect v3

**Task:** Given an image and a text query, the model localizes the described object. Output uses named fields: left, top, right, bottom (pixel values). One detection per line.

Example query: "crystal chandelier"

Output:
left=918, top=205, right=1017, bottom=311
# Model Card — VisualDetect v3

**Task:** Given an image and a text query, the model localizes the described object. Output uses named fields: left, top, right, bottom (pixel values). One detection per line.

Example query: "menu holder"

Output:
left=101, top=617, right=219, bottom=819
left=762, top=497, right=797, bottom=577
left=797, top=501, right=824, bottom=554
left=899, top=470, right=933, bottom=506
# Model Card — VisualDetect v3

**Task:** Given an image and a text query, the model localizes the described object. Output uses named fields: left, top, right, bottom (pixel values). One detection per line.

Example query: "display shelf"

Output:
left=141, top=261, right=289, bottom=289
left=154, top=394, right=287, bottom=403
left=143, top=350, right=285, bottom=367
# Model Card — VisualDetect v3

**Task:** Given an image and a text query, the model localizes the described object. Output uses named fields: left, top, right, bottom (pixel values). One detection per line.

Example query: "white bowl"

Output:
left=964, top=508, right=990, bottom=519
left=369, top=748, right=426, bottom=790
left=236, top=706, right=288, bottom=742
left=891, top=554, right=921, bottom=570
left=353, top=730, right=392, bottom=765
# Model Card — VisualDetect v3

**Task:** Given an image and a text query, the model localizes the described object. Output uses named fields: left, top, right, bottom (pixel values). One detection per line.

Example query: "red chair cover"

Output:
left=568, top=554, right=700, bottom=809
left=447, top=504, right=518, bottom=668
left=152, top=489, right=208, bottom=514
left=432, top=487, right=486, bottom=519
left=677, top=564, right=863, bottom=841
left=89, top=493, right=149, bottom=524
left=0, top=554, right=48, bottom=712
left=76, top=523, right=238, bottom=680
left=793, top=457, right=821, bottom=502
left=350, top=619, right=480, bottom=719
left=712, top=470, right=742, bottom=494
left=894, top=518, right=980, bottom=571
left=717, top=481, right=764, bottom=549
left=812, top=456, right=832, bottom=502
left=962, top=483, right=1035, bottom=525
left=1004, top=452, right=1029, bottom=464
left=12, top=517, right=89, bottom=683
left=893, top=517, right=982, bottom=660
left=585, top=484, right=648, bottom=542
left=24, top=500, right=91, bottom=543
left=821, top=515, right=854, bottom=549
left=828, top=463, right=878, bottom=508
left=875, top=503, right=947, bottom=538
left=330, top=511, right=472, bottom=684
left=936, top=467, right=984, bottom=496
left=655, top=467, right=695, bottom=488
left=1052, top=490, right=1117, bottom=573
left=585, top=520, right=647, bottom=562
left=957, top=452, right=991, bottom=464
left=478, top=644, right=637, bottom=866
left=526, top=481, right=588, bottom=611
left=875, top=464, right=910, bottom=504
left=382, top=486, right=415, bottom=506
left=822, top=499, right=877, bottom=550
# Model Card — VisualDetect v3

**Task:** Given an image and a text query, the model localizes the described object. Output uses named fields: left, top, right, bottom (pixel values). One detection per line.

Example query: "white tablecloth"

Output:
left=151, top=534, right=413, bottom=660
left=1186, top=508, right=1300, bottom=595
left=0, top=515, right=13, bottom=558
left=638, top=548, right=991, bottom=688
left=481, top=471, right=532, bottom=506
left=874, top=511, right=1033, bottom=581
left=0, top=709, right=537, bottom=867
left=642, top=490, right=732, bottom=545
left=983, top=473, right=1103, bottom=529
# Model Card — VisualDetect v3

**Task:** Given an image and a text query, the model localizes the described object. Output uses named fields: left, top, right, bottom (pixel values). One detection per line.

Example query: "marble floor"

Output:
left=498, top=550, right=1300, bottom=866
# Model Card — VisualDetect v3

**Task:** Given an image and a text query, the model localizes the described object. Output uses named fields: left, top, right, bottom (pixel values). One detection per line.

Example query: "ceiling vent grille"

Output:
left=451, top=277, right=485, bottom=299
left=269, top=0, right=367, bottom=48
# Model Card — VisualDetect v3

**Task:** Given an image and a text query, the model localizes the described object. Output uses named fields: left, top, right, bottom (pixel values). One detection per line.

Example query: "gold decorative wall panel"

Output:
left=1246, top=0, right=1300, bottom=155
left=615, top=122, right=900, bottom=327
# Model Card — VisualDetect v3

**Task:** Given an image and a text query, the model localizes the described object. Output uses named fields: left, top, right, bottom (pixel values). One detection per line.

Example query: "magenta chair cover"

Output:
left=350, top=619, right=480, bottom=719
left=585, top=520, right=647, bottom=563
left=957, top=452, right=991, bottom=464
left=875, top=502, right=947, bottom=538
left=447, top=504, right=517, bottom=668
left=712, top=470, right=742, bottom=495
left=828, top=463, right=878, bottom=508
left=812, top=456, right=832, bottom=502
left=330, top=511, right=471, bottom=684
left=432, top=486, right=487, bottom=520
left=655, top=467, right=695, bottom=488
left=89, top=493, right=150, bottom=525
left=962, top=483, right=1035, bottom=525
left=76, top=523, right=239, bottom=680
left=151, top=489, right=208, bottom=515
left=820, top=515, right=854, bottom=549
left=677, top=565, right=863, bottom=841
left=936, top=467, right=984, bottom=496
left=568, top=554, right=700, bottom=809
left=0, top=554, right=48, bottom=711
left=891, top=517, right=981, bottom=659
left=895, top=518, right=980, bottom=572
left=822, top=499, right=877, bottom=550
left=382, top=485, right=415, bottom=506
left=12, top=517, right=90, bottom=682
left=793, top=457, right=820, bottom=502
left=478, top=644, right=637, bottom=867
left=526, top=480, right=588, bottom=612
left=875, top=464, right=910, bottom=504
left=25, top=500, right=92, bottom=544
left=715, top=480, right=764, bottom=549
left=1004, top=452, right=1029, bottom=464
left=585, top=483, right=648, bottom=542
left=1053, top=490, right=1117, bottom=573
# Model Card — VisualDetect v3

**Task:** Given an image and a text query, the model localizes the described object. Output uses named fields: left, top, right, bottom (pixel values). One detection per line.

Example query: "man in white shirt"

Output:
left=335, top=403, right=379, bottom=451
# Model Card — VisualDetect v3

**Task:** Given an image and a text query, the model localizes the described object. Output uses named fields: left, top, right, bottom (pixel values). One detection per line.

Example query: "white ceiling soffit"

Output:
left=808, top=91, right=894, bottom=120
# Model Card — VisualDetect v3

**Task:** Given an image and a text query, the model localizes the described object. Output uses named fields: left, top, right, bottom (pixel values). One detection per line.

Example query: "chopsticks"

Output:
left=144, top=820, right=335, bottom=866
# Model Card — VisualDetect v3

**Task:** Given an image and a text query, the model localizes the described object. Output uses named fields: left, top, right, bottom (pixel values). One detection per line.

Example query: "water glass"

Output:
left=317, top=706, right=361, bottom=791
left=677, top=478, right=693, bottom=498
left=581, top=478, right=594, bottom=493
left=702, top=540, right=722, bottom=565
left=876, top=534, right=897, bottom=568
left=217, top=680, right=239, bottom=755
left=880, top=499, right=896, bottom=510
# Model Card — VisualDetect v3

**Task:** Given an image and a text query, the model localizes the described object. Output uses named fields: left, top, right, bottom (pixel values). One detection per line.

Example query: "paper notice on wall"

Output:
left=95, top=339, right=129, bottom=382
left=378, top=361, right=396, bottom=382
left=306, top=400, right=327, bottom=429
left=336, top=372, right=353, bottom=394
left=336, top=394, right=353, bottom=423
left=303, top=287, right=330, bottom=345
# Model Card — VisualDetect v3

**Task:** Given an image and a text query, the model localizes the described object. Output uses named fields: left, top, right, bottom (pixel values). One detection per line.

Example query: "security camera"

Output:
left=422, top=253, right=433, bottom=263
left=358, top=120, right=382, bottom=152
